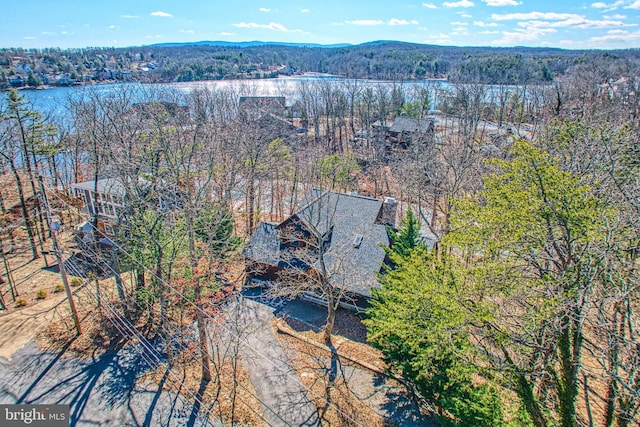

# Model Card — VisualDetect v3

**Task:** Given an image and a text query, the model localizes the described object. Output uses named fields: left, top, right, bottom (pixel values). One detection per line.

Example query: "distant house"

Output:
left=55, top=74, right=76, bottom=86
left=286, top=100, right=305, bottom=119
left=239, top=96, right=286, bottom=119
left=252, top=113, right=300, bottom=144
left=9, top=75, right=25, bottom=87
left=387, top=117, right=435, bottom=147
left=244, top=189, right=397, bottom=308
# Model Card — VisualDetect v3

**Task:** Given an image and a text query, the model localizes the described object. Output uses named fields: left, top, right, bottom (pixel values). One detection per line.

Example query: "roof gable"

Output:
left=250, top=189, right=391, bottom=297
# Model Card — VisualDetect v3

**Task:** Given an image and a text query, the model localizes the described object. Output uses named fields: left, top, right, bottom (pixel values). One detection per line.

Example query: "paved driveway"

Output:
left=224, top=293, right=319, bottom=426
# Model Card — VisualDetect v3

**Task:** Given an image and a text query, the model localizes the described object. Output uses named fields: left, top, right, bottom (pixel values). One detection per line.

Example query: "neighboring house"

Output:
left=286, top=100, right=305, bottom=119
left=387, top=117, right=435, bottom=147
left=239, top=96, right=286, bottom=119
left=71, top=178, right=126, bottom=238
left=244, top=189, right=397, bottom=308
left=253, top=113, right=300, bottom=144
left=71, top=178, right=125, bottom=221
left=71, top=176, right=184, bottom=239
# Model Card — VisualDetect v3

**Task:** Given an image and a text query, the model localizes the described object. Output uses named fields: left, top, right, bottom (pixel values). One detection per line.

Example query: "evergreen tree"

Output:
left=387, top=208, right=422, bottom=258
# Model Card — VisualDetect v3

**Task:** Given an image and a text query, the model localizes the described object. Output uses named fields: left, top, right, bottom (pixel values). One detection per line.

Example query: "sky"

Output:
left=2, top=0, right=640, bottom=50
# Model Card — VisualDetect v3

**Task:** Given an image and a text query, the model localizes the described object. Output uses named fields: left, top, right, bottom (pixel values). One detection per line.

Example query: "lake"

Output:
left=13, top=75, right=453, bottom=119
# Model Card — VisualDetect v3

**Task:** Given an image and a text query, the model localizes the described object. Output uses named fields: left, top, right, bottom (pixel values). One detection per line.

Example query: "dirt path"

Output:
left=0, top=293, right=69, bottom=360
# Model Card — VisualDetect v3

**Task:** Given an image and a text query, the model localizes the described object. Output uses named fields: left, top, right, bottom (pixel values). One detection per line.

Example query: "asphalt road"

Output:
left=0, top=339, right=219, bottom=427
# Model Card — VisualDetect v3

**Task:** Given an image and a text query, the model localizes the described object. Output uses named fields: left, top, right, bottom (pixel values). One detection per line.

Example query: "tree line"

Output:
left=3, top=41, right=640, bottom=88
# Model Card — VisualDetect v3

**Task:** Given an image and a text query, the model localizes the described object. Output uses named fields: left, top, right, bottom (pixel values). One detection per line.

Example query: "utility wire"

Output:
left=61, top=234, right=283, bottom=426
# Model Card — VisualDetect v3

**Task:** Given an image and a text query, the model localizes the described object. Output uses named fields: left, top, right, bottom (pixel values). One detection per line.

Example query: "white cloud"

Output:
left=120, top=14, right=138, bottom=19
left=233, top=22, right=304, bottom=32
left=259, top=8, right=271, bottom=12
left=345, top=19, right=385, bottom=25
left=179, top=29, right=195, bottom=34
left=300, top=8, right=310, bottom=13
left=427, top=33, right=453, bottom=44
left=458, top=13, right=473, bottom=18
left=474, top=20, right=499, bottom=27
left=491, top=27, right=556, bottom=44
left=443, top=0, right=474, bottom=7
left=625, top=0, right=640, bottom=9
left=491, top=11, right=633, bottom=31
left=482, top=0, right=522, bottom=7
left=482, top=0, right=519, bottom=5
left=604, top=14, right=627, bottom=19
left=590, top=29, right=640, bottom=42
left=41, top=31, right=56, bottom=35
left=491, top=12, right=576, bottom=20
left=107, top=25, right=117, bottom=29
left=530, top=19, right=623, bottom=29
left=422, top=2, right=438, bottom=8
left=24, top=36, right=36, bottom=40
left=389, top=18, right=419, bottom=25
left=150, top=11, right=173, bottom=17
left=590, top=0, right=625, bottom=10
left=219, top=32, right=236, bottom=36
left=480, top=30, right=500, bottom=34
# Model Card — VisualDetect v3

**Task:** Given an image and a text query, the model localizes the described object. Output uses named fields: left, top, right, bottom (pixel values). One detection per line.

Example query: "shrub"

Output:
left=70, top=278, right=83, bottom=287
left=14, top=298, right=27, bottom=308
left=36, top=289, right=48, bottom=300
left=53, top=283, right=65, bottom=293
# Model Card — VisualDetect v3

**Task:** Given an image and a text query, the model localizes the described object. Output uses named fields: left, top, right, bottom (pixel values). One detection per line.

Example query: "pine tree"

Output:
left=388, top=208, right=422, bottom=259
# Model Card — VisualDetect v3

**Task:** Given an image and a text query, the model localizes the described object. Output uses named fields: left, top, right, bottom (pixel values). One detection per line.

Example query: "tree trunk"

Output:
left=110, top=248, right=128, bottom=317
left=247, top=178, right=256, bottom=235
left=557, top=322, right=581, bottom=427
left=324, top=288, right=336, bottom=346
left=7, top=158, right=38, bottom=260
left=503, top=347, right=547, bottom=427
left=155, top=245, right=173, bottom=364
left=186, top=204, right=212, bottom=383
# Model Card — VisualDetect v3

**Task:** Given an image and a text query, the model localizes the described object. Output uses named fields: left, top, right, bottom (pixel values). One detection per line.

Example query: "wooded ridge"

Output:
left=2, top=40, right=639, bottom=87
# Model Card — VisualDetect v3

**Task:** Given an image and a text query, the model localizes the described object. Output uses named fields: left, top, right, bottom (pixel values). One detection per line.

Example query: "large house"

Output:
left=244, top=189, right=397, bottom=308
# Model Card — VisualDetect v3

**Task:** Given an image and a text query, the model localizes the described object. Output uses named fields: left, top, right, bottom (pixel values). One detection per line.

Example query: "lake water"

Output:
left=13, top=75, right=453, bottom=119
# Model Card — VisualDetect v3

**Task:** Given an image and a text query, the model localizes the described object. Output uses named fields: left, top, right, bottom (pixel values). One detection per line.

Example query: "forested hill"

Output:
left=2, top=40, right=639, bottom=87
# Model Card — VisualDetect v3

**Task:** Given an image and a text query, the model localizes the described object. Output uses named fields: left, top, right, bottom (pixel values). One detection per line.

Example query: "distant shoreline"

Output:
left=6, top=72, right=450, bottom=93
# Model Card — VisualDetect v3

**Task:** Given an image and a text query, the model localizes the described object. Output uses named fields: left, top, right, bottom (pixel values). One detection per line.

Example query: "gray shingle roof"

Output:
left=71, top=178, right=126, bottom=197
left=246, top=189, right=390, bottom=297
left=389, top=117, right=434, bottom=133
left=243, top=222, right=281, bottom=267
